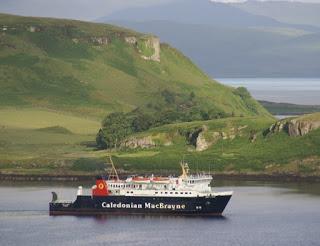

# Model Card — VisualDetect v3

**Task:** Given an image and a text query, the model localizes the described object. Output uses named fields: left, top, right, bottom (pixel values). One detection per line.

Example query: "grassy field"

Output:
left=0, top=107, right=103, bottom=174
left=0, top=108, right=100, bottom=134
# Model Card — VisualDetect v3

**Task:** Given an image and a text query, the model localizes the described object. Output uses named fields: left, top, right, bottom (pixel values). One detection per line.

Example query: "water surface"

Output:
left=1, top=181, right=320, bottom=246
left=218, top=78, right=320, bottom=105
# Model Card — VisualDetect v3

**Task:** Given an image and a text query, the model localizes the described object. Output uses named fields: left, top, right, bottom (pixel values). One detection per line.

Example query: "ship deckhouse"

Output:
left=90, top=157, right=232, bottom=198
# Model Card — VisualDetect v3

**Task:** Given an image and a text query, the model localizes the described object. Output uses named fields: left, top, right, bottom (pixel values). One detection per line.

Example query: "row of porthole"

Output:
left=111, top=184, right=142, bottom=189
left=155, top=191, right=192, bottom=195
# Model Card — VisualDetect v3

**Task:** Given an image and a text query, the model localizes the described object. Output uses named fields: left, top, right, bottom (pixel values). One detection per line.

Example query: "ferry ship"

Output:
left=49, top=157, right=233, bottom=216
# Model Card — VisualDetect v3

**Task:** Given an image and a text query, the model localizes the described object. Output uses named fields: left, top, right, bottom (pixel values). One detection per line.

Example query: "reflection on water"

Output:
left=1, top=180, right=320, bottom=246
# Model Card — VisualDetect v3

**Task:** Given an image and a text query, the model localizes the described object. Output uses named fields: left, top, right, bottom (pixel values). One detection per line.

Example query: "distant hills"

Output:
left=98, top=0, right=320, bottom=77
left=259, top=100, right=320, bottom=116
left=232, top=1, right=320, bottom=28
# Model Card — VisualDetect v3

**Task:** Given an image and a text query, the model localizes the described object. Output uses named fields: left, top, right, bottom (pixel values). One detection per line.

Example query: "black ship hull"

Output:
left=49, top=194, right=232, bottom=216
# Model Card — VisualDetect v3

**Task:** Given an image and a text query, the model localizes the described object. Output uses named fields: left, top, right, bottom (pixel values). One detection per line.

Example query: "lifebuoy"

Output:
left=98, top=183, right=104, bottom=189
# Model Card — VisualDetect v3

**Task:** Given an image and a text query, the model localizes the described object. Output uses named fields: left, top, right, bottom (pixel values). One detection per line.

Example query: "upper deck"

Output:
left=93, top=162, right=219, bottom=197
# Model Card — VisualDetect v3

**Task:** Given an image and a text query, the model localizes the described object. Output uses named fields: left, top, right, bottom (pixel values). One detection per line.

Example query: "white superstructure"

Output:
left=93, top=161, right=233, bottom=198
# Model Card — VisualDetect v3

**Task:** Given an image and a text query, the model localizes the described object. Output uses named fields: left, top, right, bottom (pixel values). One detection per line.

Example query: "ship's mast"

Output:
left=180, top=161, right=190, bottom=179
left=106, top=155, right=119, bottom=180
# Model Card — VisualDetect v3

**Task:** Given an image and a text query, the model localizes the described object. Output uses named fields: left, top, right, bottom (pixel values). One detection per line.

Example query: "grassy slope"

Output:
left=0, top=108, right=102, bottom=174
left=2, top=113, right=318, bottom=176
left=113, top=116, right=320, bottom=175
left=1, top=14, right=317, bottom=176
left=0, top=108, right=100, bottom=134
left=0, top=13, right=269, bottom=119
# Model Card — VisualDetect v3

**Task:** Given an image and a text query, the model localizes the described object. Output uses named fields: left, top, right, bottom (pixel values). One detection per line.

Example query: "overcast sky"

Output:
left=0, top=0, right=173, bottom=20
left=0, top=0, right=319, bottom=21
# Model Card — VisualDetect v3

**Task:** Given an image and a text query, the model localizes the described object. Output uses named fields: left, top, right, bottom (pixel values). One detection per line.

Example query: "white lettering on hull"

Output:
left=102, top=202, right=186, bottom=210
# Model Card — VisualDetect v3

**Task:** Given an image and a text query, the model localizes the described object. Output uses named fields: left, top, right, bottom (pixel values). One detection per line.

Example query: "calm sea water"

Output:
left=1, top=181, right=320, bottom=246
left=217, top=78, right=320, bottom=105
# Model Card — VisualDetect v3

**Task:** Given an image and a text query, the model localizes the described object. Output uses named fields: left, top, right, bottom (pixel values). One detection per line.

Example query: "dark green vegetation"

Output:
left=0, top=13, right=319, bottom=177
left=96, top=89, right=244, bottom=149
left=259, top=101, right=320, bottom=116
left=101, top=1, right=320, bottom=77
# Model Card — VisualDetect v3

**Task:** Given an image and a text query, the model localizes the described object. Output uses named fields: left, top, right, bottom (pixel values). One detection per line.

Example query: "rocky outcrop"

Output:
left=195, top=131, right=209, bottom=151
left=28, top=26, right=38, bottom=32
left=268, top=120, right=286, bottom=134
left=125, top=35, right=160, bottom=62
left=140, top=36, right=160, bottom=62
left=287, top=119, right=320, bottom=136
left=90, top=36, right=108, bottom=45
left=185, top=125, right=248, bottom=152
left=120, top=136, right=156, bottom=149
left=125, top=36, right=137, bottom=44
left=268, top=114, right=320, bottom=137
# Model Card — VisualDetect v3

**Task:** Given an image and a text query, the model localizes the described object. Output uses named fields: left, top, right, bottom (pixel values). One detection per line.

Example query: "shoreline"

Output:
left=1, top=172, right=320, bottom=183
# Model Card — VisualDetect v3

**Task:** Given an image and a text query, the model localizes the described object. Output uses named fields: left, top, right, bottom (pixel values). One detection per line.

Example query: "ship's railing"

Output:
left=186, top=174, right=212, bottom=180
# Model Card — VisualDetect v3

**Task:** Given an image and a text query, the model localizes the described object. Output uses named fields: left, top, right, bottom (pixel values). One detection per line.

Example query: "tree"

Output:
left=99, top=112, right=132, bottom=149
left=131, top=113, right=154, bottom=132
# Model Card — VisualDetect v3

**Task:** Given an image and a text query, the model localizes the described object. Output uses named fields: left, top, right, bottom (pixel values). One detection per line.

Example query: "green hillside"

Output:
left=2, top=13, right=318, bottom=178
left=0, top=13, right=269, bottom=119
left=2, top=113, right=320, bottom=177
left=110, top=115, right=320, bottom=175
